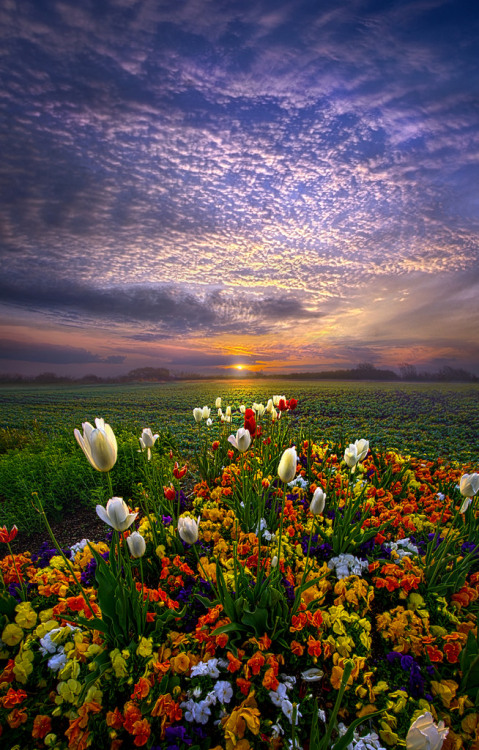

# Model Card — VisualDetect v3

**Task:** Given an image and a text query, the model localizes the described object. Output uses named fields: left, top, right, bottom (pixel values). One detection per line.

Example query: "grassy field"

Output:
left=1, top=379, right=478, bottom=461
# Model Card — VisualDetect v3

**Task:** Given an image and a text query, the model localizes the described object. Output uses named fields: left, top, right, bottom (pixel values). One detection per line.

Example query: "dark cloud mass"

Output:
left=0, top=0, right=478, bottom=374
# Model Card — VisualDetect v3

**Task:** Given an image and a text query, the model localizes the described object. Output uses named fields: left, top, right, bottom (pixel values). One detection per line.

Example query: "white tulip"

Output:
left=278, top=447, right=298, bottom=484
left=239, top=405, right=246, bottom=414
left=344, top=444, right=358, bottom=469
left=225, top=406, right=232, bottom=417
left=255, top=403, right=265, bottom=417
left=271, top=408, right=278, bottom=421
left=228, top=428, right=251, bottom=452
left=459, top=473, right=479, bottom=498
left=193, top=408, right=203, bottom=423
left=202, top=406, right=211, bottom=419
left=460, top=497, right=472, bottom=514
left=271, top=555, right=278, bottom=569
left=218, top=408, right=223, bottom=417
left=354, top=439, right=369, bottom=462
left=215, top=397, right=222, bottom=409
left=139, top=428, right=159, bottom=461
left=310, top=487, right=326, bottom=515
left=178, top=516, right=200, bottom=545
left=301, top=668, right=324, bottom=682
left=96, top=497, right=138, bottom=532
left=206, top=418, right=212, bottom=427
left=406, top=711, right=448, bottom=750
left=74, top=418, right=117, bottom=472
left=126, top=531, right=146, bottom=558
left=266, top=399, right=274, bottom=413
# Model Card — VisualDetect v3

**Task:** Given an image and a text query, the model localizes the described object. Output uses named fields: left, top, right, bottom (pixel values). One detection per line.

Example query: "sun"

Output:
left=235, top=365, right=243, bottom=370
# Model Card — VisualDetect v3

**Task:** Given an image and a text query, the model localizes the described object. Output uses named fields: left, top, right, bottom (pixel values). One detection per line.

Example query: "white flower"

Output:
left=459, top=473, right=479, bottom=497
left=96, top=497, right=138, bottom=532
left=460, top=497, right=473, bottom=514
left=266, top=399, right=274, bottom=413
left=239, top=404, right=246, bottom=413
left=327, top=554, right=369, bottom=580
left=139, top=428, right=159, bottom=460
left=344, top=443, right=358, bottom=469
left=281, top=699, right=301, bottom=725
left=48, top=650, right=67, bottom=672
left=213, top=680, right=233, bottom=703
left=227, top=428, right=251, bottom=452
left=354, top=438, right=370, bottom=461
left=74, top=418, right=117, bottom=472
left=126, top=531, right=146, bottom=558
left=193, top=408, right=203, bottom=423
left=406, top=711, right=448, bottom=750
left=206, top=418, right=213, bottom=427
left=178, top=516, right=200, bottom=545
left=310, top=487, right=326, bottom=515
left=202, top=406, right=211, bottom=419
left=225, top=406, right=232, bottom=417
left=269, top=683, right=289, bottom=707
left=278, top=447, right=297, bottom=483
left=215, top=397, right=222, bottom=409
left=301, top=667, right=324, bottom=682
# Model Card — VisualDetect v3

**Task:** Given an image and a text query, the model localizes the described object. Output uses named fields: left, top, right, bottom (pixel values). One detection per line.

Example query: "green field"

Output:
left=1, top=379, right=478, bottom=462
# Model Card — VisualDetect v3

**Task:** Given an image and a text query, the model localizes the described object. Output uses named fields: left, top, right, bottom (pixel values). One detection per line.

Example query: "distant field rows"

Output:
left=1, top=380, right=478, bottom=464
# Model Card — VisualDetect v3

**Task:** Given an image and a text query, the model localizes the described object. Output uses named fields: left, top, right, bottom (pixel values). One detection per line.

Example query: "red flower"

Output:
left=173, top=462, right=187, bottom=480
left=288, top=398, right=298, bottom=410
left=212, top=441, right=220, bottom=451
left=0, top=526, right=18, bottom=544
left=277, top=398, right=287, bottom=411
left=164, top=486, right=176, bottom=502
left=244, top=408, right=256, bottom=437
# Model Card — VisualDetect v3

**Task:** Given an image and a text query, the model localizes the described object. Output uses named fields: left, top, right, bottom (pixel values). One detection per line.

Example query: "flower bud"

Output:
left=202, top=406, right=211, bottom=419
left=459, top=473, right=479, bottom=498
left=354, top=439, right=369, bottom=462
left=96, top=497, right=138, bottom=532
left=228, top=428, right=251, bottom=452
left=239, top=404, right=246, bottom=413
left=278, top=447, right=297, bottom=483
left=271, top=555, right=278, bottom=569
left=344, top=444, right=358, bottom=469
left=178, top=516, right=200, bottom=545
left=406, top=711, right=448, bottom=750
left=193, top=408, right=203, bottom=423
left=126, top=531, right=146, bottom=558
left=215, top=397, right=222, bottom=409
left=310, top=487, right=326, bottom=515
left=74, top=418, right=117, bottom=472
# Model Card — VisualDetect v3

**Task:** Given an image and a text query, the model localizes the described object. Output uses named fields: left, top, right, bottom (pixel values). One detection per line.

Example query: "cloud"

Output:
left=0, top=339, right=126, bottom=365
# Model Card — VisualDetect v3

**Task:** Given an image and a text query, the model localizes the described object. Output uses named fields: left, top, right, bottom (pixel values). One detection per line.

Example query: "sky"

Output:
left=1, top=0, right=479, bottom=378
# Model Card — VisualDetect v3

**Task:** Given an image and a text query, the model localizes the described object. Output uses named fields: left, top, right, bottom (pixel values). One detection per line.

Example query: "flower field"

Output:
left=0, top=393, right=478, bottom=749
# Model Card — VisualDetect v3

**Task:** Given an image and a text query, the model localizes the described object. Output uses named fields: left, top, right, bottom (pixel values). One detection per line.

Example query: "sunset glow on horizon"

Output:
left=0, top=0, right=478, bottom=377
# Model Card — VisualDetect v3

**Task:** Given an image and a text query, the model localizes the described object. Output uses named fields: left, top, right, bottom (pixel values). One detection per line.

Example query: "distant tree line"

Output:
left=0, top=362, right=477, bottom=385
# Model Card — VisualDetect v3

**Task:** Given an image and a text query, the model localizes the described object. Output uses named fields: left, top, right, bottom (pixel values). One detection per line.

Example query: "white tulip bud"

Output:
left=459, top=473, right=479, bottom=498
left=310, top=487, right=326, bottom=515
left=239, top=405, right=246, bottom=414
left=202, top=406, right=211, bottom=419
left=354, top=439, right=369, bottom=462
left=126, top=531, right=146, bottom=558
left=406, top=711, right=448, bottom=750
left=74, top=418, right=117, bottom=472
left=344, top=444, right=358, bottom=469
left=278, top=447, right=298, bottom=484
left=215, top=397, right=222, bottom=409
left=271, top=555, right=278, bottom=569
left=193, top=408, right=203, bottom=423
left=206, top=418, right=212, bottom=427
left=225, top=406, right=232, bottom=417
left=178, top=516, right=200, bottom=545
left=266, top=399, right=273, bottom=413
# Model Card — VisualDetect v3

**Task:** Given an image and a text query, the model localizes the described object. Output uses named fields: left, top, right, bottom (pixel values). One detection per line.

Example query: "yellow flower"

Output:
left=137, top=637, right=153, bottom=658
left=110, top=649, right=128, bottom=679
left=222, top=692, right=260, bottom=750
left=15, top=603, right=37, bottom=629
left=1, top=623, right=23, bottom=646
left=431, top=680, right=458, bottom=709
left=155, top=544, right=166, bottom=559
left=379, top=722, right=399, bottom=745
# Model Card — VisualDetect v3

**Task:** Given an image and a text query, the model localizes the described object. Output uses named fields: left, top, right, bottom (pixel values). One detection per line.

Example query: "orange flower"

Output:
left=106, top=707, right=124, bottom=730
left=426, top=645, right=444, bottom=663
left=131, top=676, right=152, bottom=700
left=132, top=719, right=151, bottom=747
left=443, top=642, right=461, bottom=664
left=2, top=687, right=27, bottom=709
left=32, top=715, right=52, bottom=740
left=227, top=651, right=242, bottom=673
left=262, top=667, right=279, bottom=691
left=290, top=640, right=304, bottom=656
left=307, top=636, right=322, bottom=657
left=7, top=708, right=28, bottom=728
left=236, top=678, right=252, bottom=696
left=0, top=525, right=18, bottom=543
left=246, top=652, right=265, bottom=676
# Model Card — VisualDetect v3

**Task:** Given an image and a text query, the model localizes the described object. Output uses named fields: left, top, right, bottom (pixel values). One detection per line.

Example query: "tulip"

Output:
left=96, top=497, right=138, bottom=532
left=218, top=408, right=223, bottom=418
left=255, top=403, right=265, bottom=417
left=310, top=487, right=326, bottom=515
left=301, top=667, right=324, bottom=682
left=271, top=407, right=278, bottom=421
left=239, top=404, right=246, bottom=414
left=0, top=525, right=18, bottom=544
left=344, top=443, right=358, bottom=469
left=215, top=397, right=222, bottom=409
left=202, top=406, right=211, bottom=419
left=193, top=408, right=203, bottom=423
left=278, top=447, right=298, bottom=484
left=178, top=516, right=200, bottom=545
left=354, top=438, right=369, bottom=462
left=206, top=418, right=212, bottom=427
left=126, top=531, right=146, bottom=558
left=74, top=418, right=117, bottom=472
left=271, top=555, right=278, bottom=569
left=139, top=428, right=159, bottom=461
left=228, top=428, right=251, bottom=452
left=266, top=399, right=273, bottom=413
left=406, top=711, right=448, bottom=750
left=225, top=406, right=232, bottom=418
left=459, top=473, right=479, bottom=497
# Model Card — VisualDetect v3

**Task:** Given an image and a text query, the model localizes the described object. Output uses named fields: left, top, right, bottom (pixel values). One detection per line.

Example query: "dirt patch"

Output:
left=4, top=505, right=110, bottom=558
